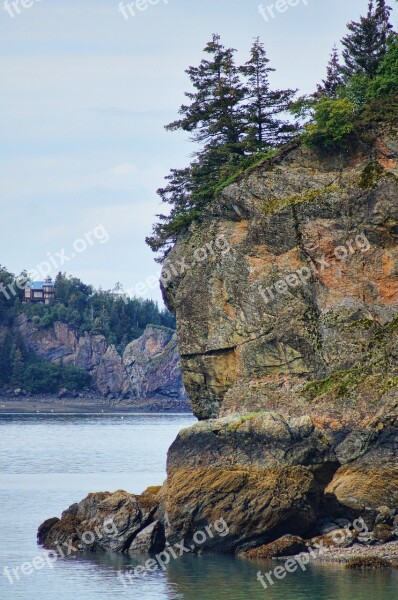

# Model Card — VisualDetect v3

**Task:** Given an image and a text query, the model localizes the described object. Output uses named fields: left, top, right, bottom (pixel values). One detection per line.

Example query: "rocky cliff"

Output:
left=158, top=126, right=398, bottom=550
left=13, top=317, right=187, bottom=402
left=39, top=126, right=398, bottom=558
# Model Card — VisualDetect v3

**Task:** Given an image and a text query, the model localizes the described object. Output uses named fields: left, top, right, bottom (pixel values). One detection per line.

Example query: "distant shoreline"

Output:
left=0, top=394, right=192, bottom=415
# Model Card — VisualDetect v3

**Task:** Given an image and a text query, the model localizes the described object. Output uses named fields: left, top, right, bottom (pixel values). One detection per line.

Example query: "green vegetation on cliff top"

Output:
left=146, top=1, right=398, bottom=258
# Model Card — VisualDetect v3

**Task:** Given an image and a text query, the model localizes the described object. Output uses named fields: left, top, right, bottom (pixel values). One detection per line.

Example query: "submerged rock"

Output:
left=346, top=557, right=396, bottom=570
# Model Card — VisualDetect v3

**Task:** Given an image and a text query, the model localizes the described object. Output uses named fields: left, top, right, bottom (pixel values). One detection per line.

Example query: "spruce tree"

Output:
left=341, top=0, right=393, bottom=78
left=147, top=35, right=247, bottom=255
left=240, top=38, right=297, bottom=151
left=316, top=45, right=344, bottom=98
left=166, top=34, right=245, bottom=155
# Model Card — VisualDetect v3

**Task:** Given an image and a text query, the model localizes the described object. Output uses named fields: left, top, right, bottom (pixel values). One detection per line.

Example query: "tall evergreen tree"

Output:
left=240, top=38, right=297, bottom=151
left=166, top=34, right=245, bottom=156
left=316, top=45, right=344, bottom=98
left=341, top=0, right=393, bottom=78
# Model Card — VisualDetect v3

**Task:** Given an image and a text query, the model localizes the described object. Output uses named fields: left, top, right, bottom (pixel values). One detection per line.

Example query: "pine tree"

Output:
left=368, top=33, right=398, bottom=97
left=146, top=150, right=233, bottom=255
left=240, top=38, right=297, bottom=151
left=341, top=0, right=393, bottom=78
left=316, top=45, right=344, bottom=98
left=166, top=34, right=245, bottom=155
left=147, top=35, right=248, bottom=255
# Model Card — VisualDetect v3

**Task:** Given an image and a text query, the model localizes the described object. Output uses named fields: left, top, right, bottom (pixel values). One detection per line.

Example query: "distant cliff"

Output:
left=11, top=316, right=187, bottom=403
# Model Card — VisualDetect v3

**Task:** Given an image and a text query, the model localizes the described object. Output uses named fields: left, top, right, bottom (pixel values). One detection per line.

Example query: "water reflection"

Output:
left=75, top=551, right=398, bottom=600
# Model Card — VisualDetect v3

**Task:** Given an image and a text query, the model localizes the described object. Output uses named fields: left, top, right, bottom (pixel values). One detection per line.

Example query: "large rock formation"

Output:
left=158, top=126, right=398, bottom=550
left=13, top=318, right=187, bottom=402
left=162, top=133, right=398, bottom=422
left=38, top=126, right=398, bottom=556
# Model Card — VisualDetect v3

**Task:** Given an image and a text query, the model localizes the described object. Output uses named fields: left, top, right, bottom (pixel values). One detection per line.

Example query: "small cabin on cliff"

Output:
left=24, top=276, right=55, bottom=305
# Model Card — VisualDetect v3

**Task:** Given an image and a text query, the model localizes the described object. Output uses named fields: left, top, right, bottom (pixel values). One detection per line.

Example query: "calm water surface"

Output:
left=0, top=413, right=397, bottom=600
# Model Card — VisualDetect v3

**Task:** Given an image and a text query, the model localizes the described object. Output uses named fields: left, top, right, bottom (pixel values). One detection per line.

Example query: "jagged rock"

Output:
left=38, top=488, right=160, bottom=554
left=128, top=521, right=165, bottom=554
left=122, top=326, right=186, bottom=400
left=240, top=534, right=307, bottom=559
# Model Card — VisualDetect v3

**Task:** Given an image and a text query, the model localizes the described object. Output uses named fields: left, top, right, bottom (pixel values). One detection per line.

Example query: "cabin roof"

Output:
left=28, top=281, right=53, bottom=290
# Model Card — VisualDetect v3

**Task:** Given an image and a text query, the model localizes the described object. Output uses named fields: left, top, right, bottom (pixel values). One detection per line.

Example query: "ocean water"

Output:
left=0, top=413, right=397, bottom=600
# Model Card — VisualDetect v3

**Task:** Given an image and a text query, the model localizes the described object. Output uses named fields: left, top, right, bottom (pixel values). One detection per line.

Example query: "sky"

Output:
left=0, top=0, right=392, bottom=304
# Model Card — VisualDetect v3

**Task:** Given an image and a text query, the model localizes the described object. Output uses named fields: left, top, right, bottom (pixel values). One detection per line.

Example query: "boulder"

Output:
left=372, top=524, right=395, bottom=543
left=37, top=517, right=60, bottom=546
left=325, top=466, right=398, bottom=511
left=161, top=465, right=322, bottom=554
left=38, top=488, right=160, bottom=554
left=240, top=534, right=307, bottom=559
left=167, top=413, right=338, bottom=478
left=128, top=521, right=165, bottom=555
